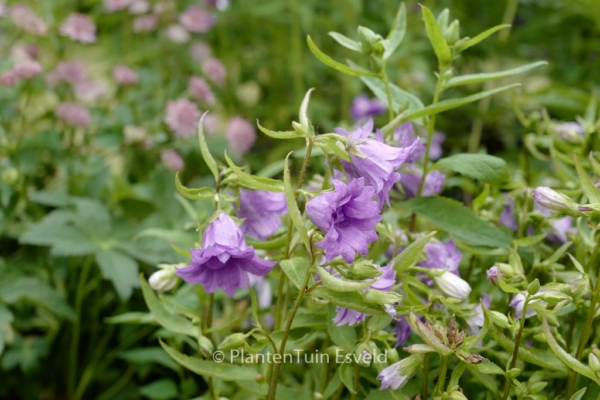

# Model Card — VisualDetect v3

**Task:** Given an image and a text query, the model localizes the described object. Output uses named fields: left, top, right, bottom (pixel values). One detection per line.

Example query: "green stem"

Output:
left=381, top=70, right=395, bottom=123
left=351, top=362, right=361, bottom=400
left=435, top=355, right=450, bottom=396
left=501, top=296, right=529, bottom=400
left=421, top=353, right=429, bottom=399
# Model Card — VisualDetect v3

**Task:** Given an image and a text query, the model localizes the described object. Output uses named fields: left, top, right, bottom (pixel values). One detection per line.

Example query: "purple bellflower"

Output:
left=235, top=189, right=287, bottom=240
left=418, top=239, right=462, bottom=284
left=394, top=122, right=445, bottom=163
left=351, top=94, right=386, bottom=121
left=176, top=213, right=276, bottom=296
left=401, top=167, right=445, bottom=198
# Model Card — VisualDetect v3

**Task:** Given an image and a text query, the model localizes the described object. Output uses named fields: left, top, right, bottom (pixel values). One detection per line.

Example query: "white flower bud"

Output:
left=434, top=271, right=472, bottom=300
left=148, top=265, right=178, bottom=292
left=532, top=187, right=580, bottom=216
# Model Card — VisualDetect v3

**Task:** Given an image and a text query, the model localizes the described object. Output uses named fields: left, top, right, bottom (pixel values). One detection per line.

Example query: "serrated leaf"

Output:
left=434, top=153, right=510, bottom=184
left=307, top=35, right=379, bottom=77
left=96, top=250, right=139, bottom=300
left=457, top=24, right=511, bottom=52
left=225, top=152, right=284, bottom=192
left=421, top=5, right=452, bottom=68
left=328, top=31, right=361, bottom=52
left=399, top=196, right=512, bottom=247
left=317, top=266, right=374, bottom=292
left=445, top=61, right=547, bottom=89
left=391, top=231, right=436, bottom=274
left=310, top=286, right=385, bottom=315
left=257, top=120, right=304, bottom=140
left=280, top=258, right=310, bottom=290
left=175, top=172, right=214, bottom=200
left=160, top=340, right=259, bottom=381
left=284, top=153, right=311, bottom=253
left=198, top=112, right=219, bottom=181
left=384, top=2, right=406, bottom=59
left=574, top=154, right=600, bottom=204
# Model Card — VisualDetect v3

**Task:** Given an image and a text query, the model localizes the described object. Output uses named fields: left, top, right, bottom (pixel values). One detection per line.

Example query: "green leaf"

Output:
left=310, top=286, right=385, bottom=315
left=317, top=266, right=374, bottom=292
left=0, top=277, right=75, bottom=320
left=284, top=153, right=311, bottom=253
left=408, top=312, right=453, bottom=356
left=472, top=361, right=505, bottom=375
left=382, top=84, right=521, bottom=135
left=496, top=271, right=522, bottom=294
left=542, top=317, right=600, bottom=383
left=456, top=24, right=511, bottom=52
left=96, top=250, right=139, bottom=300
left=399, top=196, right=512, bottom=247
left=299, top=88, right=314, bottom=134
left=139, top=379, right=178, bottom=400
left=105, top=312, right=155, bottom=324
left=328, top=305, right=356, bottom=352
left=315, top=137, right=350, bottom=162
left=198, top=112, right=219, bottom=182
left=391, top=231, right=436, bottom=274
left=307, top=35, right=379, bottom=77
left=280, top=258, right=310, bottom=290
left=570, top=388, right=588, bottom=400
left=339, top=362, right=356, bottom=394
left=445, top=61, right=548, bottom=89
left=383, top=2, right=406, bottom=59
left=421, top=5, right=452, bottom=68
left=247, top=234, right=287, bottom=250
left=574, top=154, right=600, bottom=204
left=328, top=32, right=362, bottom=52
left=160, top=340, right=260, bottom=381
left=120, top=348, right=180, bottom=371
left=434, top=153, right=510, bottom=184
left=257, top=120, right=304, bottom=140
left=139, top=275, right=200, bottom=337
left=225, top=152, right=284, bottom=192
left=448, top=362, right=467, bottom=388
left=175, top=173, right=214, bottom=200
left=20, top=221, right=97, bottom=256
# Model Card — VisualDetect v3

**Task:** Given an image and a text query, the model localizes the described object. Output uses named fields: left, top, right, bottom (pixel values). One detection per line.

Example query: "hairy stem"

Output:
left=501, top=296, right=529, bottom=400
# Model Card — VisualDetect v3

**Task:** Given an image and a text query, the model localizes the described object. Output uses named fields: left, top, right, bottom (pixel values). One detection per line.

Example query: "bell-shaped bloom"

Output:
left=176, top=214, right=276, bottom=296
left=465, top=294, right=491, bottom=334
left=351, top=94, right=386, bottom=121
left=336, top=119, right=419, bottom=206
left=56, top=103, right=91, bottom=127
left=179, top=6, right=215, bottom=33
left=394, top=316, right=411, bottom=347
left=509, top=293, right=536, bottom=319
left=377, top=355, right=422, bottom=391
left=60, top=13, right=97, bottom=43
left=226, top=116, right=256, bottom=155
left=419, top=239, right=462, bottom=284
left=306, top=178, right=382, bottom=263
left=500, top=195, right=518, bottom=231
left=434, top=271, right=472, bottom=300
left=532, top=187, right=579, bottom=216
left=164, top=99, right=200, bottom=137
left=189, top=76, right=215, bottom=104
left=400, top=167, right=445, bottom=198
left=235, top=189, right=287, bottom=240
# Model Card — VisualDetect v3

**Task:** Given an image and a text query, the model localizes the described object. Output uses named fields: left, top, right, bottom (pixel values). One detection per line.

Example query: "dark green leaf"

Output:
left=96, top=250, right=139, bottom=300
left=257, top=120, right=304, bottom=140
left=434, top=153, right=510, bottom=184
left=421, top=5, right=452, bottom=68
left=307, top=35, right=379, bottom=77
left=384, top=2, right=407, bottom=59
left=280, top=258, right=310, bottom=290
left=445, top=61, right=548, bottom=89
left=139, top=379, right=178, bottom=400
left=310, top=286, right=385, bottom=315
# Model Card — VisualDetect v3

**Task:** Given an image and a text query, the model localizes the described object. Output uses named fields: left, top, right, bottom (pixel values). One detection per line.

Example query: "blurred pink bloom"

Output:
left=0, top=70, right=19, bottom=86
left=10, top=44, right=36, bottom=63
left=74, top=80, right=107, bottom=101
left=190, top=41, right=211, bottom=62
left=26, top=45, right=39, bottom=60
left=226, top=116, right=256, bottom=155
left=132, top=14, right=158, bottom=33
left=129, top=0, right=150, bottom=14
left=203, top=113, right=221, bottom=136
left=46, top=61, right=87, bottom=86
left=56, top=103, right=92, bottom=126
left=104, top=0, right=132, bottom=12
left=202, top=57, right=226, bottom=86
left=165, top=24, right=190, bottom=43
left=60, top=13, right=97, bottom=43
left=0, top=2, right=7, bottom=17
left=188, top=76, right=215, bottom=105
left=161, top=149, right=185, bottom=171
left=14, top=60, right=42, bottom=79
left=10, top=4, right=47, bottom=35
left=164, top=99, right=200, bottom=137
left=179, top=6, right=215, bottom=33
left=113, top=65, right=138, bottom=85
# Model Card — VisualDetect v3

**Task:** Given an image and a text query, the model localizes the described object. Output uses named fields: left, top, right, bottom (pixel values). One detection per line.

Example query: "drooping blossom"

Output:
left=161, top=149, right=184, bottom=171
left=509, top=293, right=537, bottom=319
left=202, top=57, right=226, bottom=86
left=56, top=103, right=92, bottom=126
left=465, top=294, right=491, bottom=334
left=306, top=178, right=382, bottom=263
left=434, top=271, right=472, bottom=300
left=128, top=0, right=150, bottom=14
left=188, top=76, right=215, bottom=104
left=0, top=70, right=19, bottom=86
left=500, top=195, right=518, bottom=231
left=377, top=355, right=422, bottom=391
left=60, top=13, right=97, bottom=43
left=486, top=266, right=499, bottom=284
left=104, top=0, right=132, bottom=12
left=10, top=4, right=47, bottom=35
left=132, top=14, right=158, bottom=33
left=226, top=116, right=256, bottom=155
left=13, top=60, right=42, bottom=79
left=235, top=189, right=287, bottom=240
left=165, top=24, right=190, bottom=43
left=164, top=99, right=201, bottom=137
left=335, top=119, right=419, bottom=206
left=351, top=94, right=386, bottom=121
left=394, top=316, right=412, bottom=347
left=175, top=213, right=276, bottom=296
left=394, top=122, right=445, bottom=162
left=191, top=41, right=212, bottom=62
left=179, top=6, right=215, bottom=32
left=400, top=167, right=445, bottom=198
left=74, top=80, right=107, bottom=102
left=113, top=65, right=138, bottom=85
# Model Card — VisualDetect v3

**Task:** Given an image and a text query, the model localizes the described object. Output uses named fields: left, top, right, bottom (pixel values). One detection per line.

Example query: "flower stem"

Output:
left=351, top=362, right=361, bottom=400
left=421, top=353, right=429, bottom=399
left=501, top=296, right=529, bottom=400
left=381, top=69, right=395, bottom=124
left=435, top=355, right=450, bottom=396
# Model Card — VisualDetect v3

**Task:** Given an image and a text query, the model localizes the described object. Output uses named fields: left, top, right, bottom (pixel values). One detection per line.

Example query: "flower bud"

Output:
left=590, top=353, right=600, bottom=373
left=363, top=289, right=402, bottom=306
left=532, top=187, right=580, bottom=216
left=403, top=344, right=435, bottom=354
left=486, top=266, right=499, bottom=285
left=538, top=290, right=571, bottom=304
left=527, top=279, right=540, bottom=295
left=148, top=265, right=178, bottom=291
left=355, top=342, right=374, bottom=367
left=386, top=348, right=399, bottom=364
left=444, top=20, right=460, bottom=45
left=554, top=122, right=584, bottom=144
left=198, top=335, right=214, bottom=357
left=433, top=271, right=472, bottom=300
left=349, top=260, right=383, bottom=280
left=357, top=26, right=382, bottom=55
left=449, top=390, right=468, bottom=400
left=490, top=311, right=510, bottom=329
left=218, top=332, right=248, bottom=350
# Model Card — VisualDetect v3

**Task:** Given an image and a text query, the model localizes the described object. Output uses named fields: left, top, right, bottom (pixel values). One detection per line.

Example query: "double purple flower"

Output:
left=235, top=189, right=287, bottom=240
left=176, top=214, right=276, bottom=296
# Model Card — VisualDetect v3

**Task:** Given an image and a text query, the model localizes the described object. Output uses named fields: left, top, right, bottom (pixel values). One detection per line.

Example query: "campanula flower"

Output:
left=235, top=189, right=287, bottom=240
left=377, top=355, right=422, bottom=390
left=351, top=94, right=386, bottom=121
left=400, top=167, right=445, bottom=198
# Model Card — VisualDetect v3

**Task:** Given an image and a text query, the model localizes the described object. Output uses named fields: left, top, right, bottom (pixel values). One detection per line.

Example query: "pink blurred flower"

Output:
left=188, top=76, right=215, bottom=105
left=10, top=44, right=36, bottom=63
left=10, top=4, right=47, bottom=35
left=202, top=57, right=226, bottom=86
left=60, top=13, right=97, bottom=43
left=56, top=103, right=92, bottom=126
left=132, top=14, right=158, bottom=33
left=203, top=113, right=221, bottom=136
left=179, top=6, right=215, bottom=33
left=113, top=65, right=138, bottom=85
left=165, top=24, right=190, bottom=43
left=164, top=99, right=200, bottom=137
left=104, top=0, right=132, bottom=12
left=14, top=60, right=42, bottom=79
left=226, top=116, right=256, bottom=155
left=190, top=41, right=212, bottom=62
left=46, top=61, right=87, bottom=87
left=161, top=149, right=185, bottom=171
left=0, top=70, right=19, bottom=86
left=74, top=80, right=107, bottom=101
left=129, top=0, right=150, bottom=14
